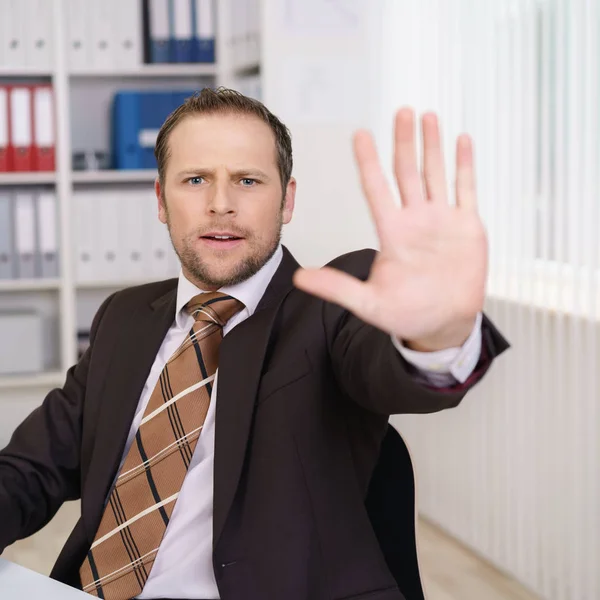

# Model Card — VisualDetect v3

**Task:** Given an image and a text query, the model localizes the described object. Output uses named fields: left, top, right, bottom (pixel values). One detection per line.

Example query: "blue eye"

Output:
left=188, top=176, right=204, bottom=185
left=241, top=178, right=257, bottom=186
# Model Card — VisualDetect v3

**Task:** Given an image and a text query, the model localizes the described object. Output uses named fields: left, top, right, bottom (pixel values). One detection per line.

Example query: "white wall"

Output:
left=260, top=0, right=381, bottom=267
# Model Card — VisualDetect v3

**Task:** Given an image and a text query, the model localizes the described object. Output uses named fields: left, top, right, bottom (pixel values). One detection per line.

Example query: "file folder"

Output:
left=112, top=91, right=143, bottom=169
left=139, top=91, right=177, bottom=169
left=37, top=191, right=59, bottom=278
left=4, top=0, right=25, bottom=68
left=0, top=193, right=14, bottom=279
left=121, top=191, right=147, bottom=280
left=146, top=0, right=171, bottom=63
left=116, top=0, right=143, bottom=68
left=172, top=0, right=194, bottom=62
left=66, top=0, right=89, bottom=70
left=97, top=192, right=120, bottom=280
left=192, top=0, right=216, bottom=63
left=33, top=85, right=56, bottom=172
left=74, top=191, right=96, bottom=283
left=8, top=86, right=34, bottom=172
left=89, top=1, right=114, bottom=69
left=0, top=87, right=8, bottom=171
left=28, top=0, right=54, bottom=70
left=14, top=191, right=38, bottom=279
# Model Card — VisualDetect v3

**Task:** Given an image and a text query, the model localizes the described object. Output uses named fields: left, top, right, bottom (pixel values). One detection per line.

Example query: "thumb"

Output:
left=293, top=267, right=370, bottom=315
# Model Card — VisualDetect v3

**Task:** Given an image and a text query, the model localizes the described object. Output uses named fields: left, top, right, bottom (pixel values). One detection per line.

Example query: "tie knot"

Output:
left=185, top=292, right=244, bottom=326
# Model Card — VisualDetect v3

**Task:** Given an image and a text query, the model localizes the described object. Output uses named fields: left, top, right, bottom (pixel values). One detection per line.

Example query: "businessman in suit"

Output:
left=0, top=88, right=508, bottom=600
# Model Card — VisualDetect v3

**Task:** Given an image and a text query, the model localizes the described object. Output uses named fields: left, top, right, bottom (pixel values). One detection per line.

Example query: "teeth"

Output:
left=214, top=235, right=233, bottom=239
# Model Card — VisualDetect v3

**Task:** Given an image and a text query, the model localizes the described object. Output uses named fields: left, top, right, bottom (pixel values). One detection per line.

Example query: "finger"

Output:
left=393, top=107, right=423, bottom=207
left=293, top=267, right=372, bottom=317
left=455, top=134, right=478, bottom=210
left=422, top=113, right=448, bottom=203
left=353, top=129, right=396, bottom=241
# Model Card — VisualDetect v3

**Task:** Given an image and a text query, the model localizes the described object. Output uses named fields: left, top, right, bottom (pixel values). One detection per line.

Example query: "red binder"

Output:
left=32, top=84, right=56, bottom=172
left=8, top=85, right=34, bottom=172
left=0, top=86, right=9, bottom=172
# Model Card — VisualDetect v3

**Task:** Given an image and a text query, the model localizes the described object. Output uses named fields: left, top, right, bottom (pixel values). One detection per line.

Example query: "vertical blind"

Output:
left=379, top=0, right=599, bottom=598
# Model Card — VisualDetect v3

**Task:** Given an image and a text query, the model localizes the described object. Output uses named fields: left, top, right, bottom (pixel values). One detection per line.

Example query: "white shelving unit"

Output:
left=0, top=0, right=261, bottom=391
left=71, top=169, right=157, bottom=184
left=0, top=172, right=57, bottom=185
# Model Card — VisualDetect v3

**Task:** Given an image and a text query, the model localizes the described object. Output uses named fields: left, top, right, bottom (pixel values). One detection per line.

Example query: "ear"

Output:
left=155, top=178, right=167, bottom=224
left=282, top=177, right=296, bottom=225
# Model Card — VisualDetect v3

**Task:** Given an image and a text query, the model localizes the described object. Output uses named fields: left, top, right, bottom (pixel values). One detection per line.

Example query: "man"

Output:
left=0, top=88, right=508, bottom=600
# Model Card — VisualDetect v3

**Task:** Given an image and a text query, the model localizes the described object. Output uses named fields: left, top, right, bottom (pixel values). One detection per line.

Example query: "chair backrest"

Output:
left=365, top=424, right=425, bottom=600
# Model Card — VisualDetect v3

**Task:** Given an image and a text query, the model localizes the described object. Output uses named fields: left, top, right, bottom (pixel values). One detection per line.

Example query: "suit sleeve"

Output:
left=324, top=250, right=510, bottom=416
left=0, top=292, right=116, bottom=553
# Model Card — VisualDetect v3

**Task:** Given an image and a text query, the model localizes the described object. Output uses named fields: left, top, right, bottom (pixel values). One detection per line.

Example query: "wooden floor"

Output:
left=1, top=502, right=540, bottom=599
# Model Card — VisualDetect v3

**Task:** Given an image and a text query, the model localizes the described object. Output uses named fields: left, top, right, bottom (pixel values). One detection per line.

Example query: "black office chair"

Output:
left=365, top=424, right=425, bottom=600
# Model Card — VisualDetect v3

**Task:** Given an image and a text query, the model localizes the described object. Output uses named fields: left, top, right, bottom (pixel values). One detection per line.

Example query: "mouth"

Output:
left=199, top=233, right=245, bottom=250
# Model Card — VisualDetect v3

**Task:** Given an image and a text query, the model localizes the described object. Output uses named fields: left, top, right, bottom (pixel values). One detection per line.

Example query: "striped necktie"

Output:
left=80, top=292, right=244, bottom=599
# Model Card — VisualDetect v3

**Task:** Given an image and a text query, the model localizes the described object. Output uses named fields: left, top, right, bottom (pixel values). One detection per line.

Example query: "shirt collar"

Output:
left=175, top=244, right=284, bottom=329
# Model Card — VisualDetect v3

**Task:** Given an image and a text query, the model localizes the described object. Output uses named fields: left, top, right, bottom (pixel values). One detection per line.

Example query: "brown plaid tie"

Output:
left=80, top=292, right=244, bottom=599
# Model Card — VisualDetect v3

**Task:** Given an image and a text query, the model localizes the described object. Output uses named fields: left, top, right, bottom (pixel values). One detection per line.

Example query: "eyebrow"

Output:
left=176, top=168, right=272, bottom=181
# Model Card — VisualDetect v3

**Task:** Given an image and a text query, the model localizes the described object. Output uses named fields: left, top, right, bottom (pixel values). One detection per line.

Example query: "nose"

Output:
left=206, top=181, right=236, bottom=216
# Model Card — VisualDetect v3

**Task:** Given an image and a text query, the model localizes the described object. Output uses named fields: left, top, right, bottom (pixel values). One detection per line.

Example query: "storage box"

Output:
left=0, top=312, right=44, bottom=375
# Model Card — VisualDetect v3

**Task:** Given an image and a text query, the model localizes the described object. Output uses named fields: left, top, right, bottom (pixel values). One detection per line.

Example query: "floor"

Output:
left=1, top=501, right=540, bottom=599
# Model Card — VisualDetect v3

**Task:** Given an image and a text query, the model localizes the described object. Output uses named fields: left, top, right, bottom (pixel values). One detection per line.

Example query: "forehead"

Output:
left=167, top=112, right=278, bottom=168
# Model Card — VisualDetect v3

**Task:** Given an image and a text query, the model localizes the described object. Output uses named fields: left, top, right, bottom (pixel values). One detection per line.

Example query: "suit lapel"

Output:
left=82, top=285, right=178, bottom=538
left=212, top=246, right=300, bottom=548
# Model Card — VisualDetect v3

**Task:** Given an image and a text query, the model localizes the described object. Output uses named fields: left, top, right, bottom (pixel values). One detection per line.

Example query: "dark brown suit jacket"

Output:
left=0, top=247, right=509, bottom=600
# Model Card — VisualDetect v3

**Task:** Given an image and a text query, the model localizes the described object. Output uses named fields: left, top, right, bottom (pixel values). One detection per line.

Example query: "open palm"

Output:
left=293, top=108, right=487, bottom=351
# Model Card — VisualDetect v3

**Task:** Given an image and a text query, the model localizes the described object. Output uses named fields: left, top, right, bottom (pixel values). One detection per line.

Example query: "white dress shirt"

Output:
left=121, top=244, right=483, bottom=599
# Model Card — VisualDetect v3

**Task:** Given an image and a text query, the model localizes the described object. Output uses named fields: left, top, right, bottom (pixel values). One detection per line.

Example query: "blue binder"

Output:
left=148, top=0, right=171, bottom=63
left=191, top=0, right=216, bottom=63
left=112, top=92, right=143, bottom=170
left=139, top=92, right=176, bottom=169
left=172, top=0, right=194, bottom=63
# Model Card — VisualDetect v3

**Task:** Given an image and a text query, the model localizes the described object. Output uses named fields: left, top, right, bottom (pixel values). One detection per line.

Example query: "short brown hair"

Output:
left=154, top=86, right=293, bottom=191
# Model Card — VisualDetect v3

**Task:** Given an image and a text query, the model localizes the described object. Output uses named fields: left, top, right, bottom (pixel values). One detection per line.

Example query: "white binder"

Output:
left=147, top=192, right=175, bottom=280
left=74, top=190, right=96, bottom=283
left=120, top=191, right=147, bottom=281
left=66, top=0, right=89, bottom=70
left=89, top=1, right=115, bottom=69
left=13, top=191, right=38, bottom=279
left=114, top=0, right=143, bottom=68
left=27, top=0, right=54, bottom=69
left=0, top=193, right=14, bottom=279
left=97, top=191, right=120, bottom=281
left=36, top=191, right=59, bottom=278
left=2, top=0, right=26, bottom=68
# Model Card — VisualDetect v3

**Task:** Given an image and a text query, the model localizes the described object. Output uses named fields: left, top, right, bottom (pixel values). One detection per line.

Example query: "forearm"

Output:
left=331, top=311, right=508, bottom=415
left=0, top=379, right=84, bottom=551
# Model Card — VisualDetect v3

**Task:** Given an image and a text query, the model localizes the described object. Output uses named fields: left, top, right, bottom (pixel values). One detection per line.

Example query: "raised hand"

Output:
left=292, top=108, right=487, bottom=351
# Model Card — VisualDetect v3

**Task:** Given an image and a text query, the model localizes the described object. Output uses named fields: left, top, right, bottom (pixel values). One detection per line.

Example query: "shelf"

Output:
left=0, top=172, right=56, bottom=185
left=72, top=169, right=157, bottom=184
left=0, top=68, right=53, bottom=78
left=0, top=279, right=61, bottom=292
left=69, top=64, right=218, bottom=78
left=0, top=370, right=64, bottom=390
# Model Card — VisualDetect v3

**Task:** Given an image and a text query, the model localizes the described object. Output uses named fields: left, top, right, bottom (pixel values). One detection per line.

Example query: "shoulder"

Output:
left=324, top=248, right=378, bottom=281
left=95, top=278, right=178, bottom=320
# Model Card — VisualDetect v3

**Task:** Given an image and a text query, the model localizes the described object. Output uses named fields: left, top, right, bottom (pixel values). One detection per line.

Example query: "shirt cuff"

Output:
left=391, top=312, right=483, bottom=384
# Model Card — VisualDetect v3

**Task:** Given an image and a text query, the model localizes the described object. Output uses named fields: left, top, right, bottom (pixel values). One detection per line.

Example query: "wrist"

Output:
left=401, top=317, right=477, bottom=352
